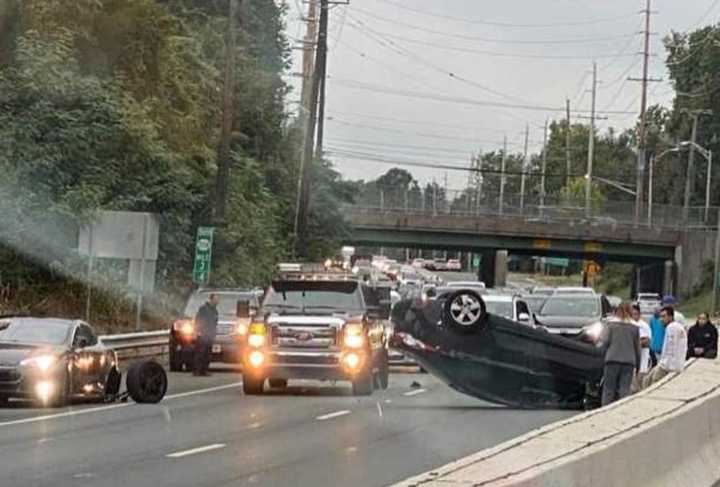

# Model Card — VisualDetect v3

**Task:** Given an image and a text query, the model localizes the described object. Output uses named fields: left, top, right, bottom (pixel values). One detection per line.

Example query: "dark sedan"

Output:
left=535, top=293, right=612, bottom=344
left=0, top=318, right=120, bottom=407
left=390, top=290, right=604, bottom=409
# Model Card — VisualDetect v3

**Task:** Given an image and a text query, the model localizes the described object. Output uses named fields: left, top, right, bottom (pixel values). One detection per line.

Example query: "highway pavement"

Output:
left=0, top=366, right=574, bottom=487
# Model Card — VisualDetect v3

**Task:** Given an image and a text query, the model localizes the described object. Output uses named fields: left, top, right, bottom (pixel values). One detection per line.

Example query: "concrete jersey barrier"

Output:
left=392, top=358, right=720, bottom=487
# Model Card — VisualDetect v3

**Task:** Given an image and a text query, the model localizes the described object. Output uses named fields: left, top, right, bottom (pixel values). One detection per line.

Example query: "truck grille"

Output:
left=272, top=324, right=338, bottom=349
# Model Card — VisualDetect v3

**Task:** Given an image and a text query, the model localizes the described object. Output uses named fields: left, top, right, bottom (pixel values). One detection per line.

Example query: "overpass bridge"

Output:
left=345, top=200, right=719, bottom=298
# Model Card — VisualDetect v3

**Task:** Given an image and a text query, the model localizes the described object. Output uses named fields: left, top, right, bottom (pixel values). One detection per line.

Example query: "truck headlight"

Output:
left=344, top=323, right=364, bottom=348
left=21, top=354, right=57, bottom=372
left=248, top=334, right=266, bottom=347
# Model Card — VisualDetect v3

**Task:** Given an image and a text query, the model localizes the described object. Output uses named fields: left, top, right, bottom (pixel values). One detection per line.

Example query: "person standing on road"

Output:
left=193, top=293, right=219, bottom=376
left=600, top=302, right=641, bottom=406
left=686, top=312, right=718, bottom=359
left=631, top=303, right=652, bottom=391
left=643, top=305, right=688, bottom=389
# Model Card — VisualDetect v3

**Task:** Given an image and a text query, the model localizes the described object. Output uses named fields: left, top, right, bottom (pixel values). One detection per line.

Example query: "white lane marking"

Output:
left=0, top=382, right=244, bottom=429
left=404, top=388, right=427, bottom=397
left=166, top=443, right=226, bottom=458
left=316, top=410, right=351, bottom=421
left=376, top=402, right=383, bottom=417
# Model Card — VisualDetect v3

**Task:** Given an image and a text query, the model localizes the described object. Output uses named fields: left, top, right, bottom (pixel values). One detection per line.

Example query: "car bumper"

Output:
left=242, top=349, right=365, bottom=381
left=0, top=366, right=64, bottom=400
left=172, top=336, right=244, bottom=364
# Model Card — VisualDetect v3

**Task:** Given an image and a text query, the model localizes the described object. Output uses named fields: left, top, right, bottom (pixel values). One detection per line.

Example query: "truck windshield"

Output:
left=264, top=281, right=363, bottom=313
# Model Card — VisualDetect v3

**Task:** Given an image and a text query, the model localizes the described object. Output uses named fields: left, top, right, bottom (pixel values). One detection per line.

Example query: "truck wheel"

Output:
left=268, top=378, right=287, bottom=389
left=352, top=369, right=374, bottom=396
left=243, top=375, right=265, bottom=395
left=444, top=290, right=486, bottom=333
left=375, top=350, right=389, bottom=390
left=127, top=360, right=168, bottom=404
left=169, top=336, right=183, bottom=372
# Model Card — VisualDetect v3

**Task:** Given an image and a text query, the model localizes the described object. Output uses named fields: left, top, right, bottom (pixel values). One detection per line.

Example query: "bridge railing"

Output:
left=351, top=189, right=719, bottom=231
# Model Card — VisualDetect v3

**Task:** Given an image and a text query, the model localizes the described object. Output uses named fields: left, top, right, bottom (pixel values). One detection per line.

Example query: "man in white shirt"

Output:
left=631, top=303, right=652, bottom=391
left=643, top=305, right=688, bottom=389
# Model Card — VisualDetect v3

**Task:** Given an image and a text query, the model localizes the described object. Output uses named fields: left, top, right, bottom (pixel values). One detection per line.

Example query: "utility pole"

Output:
left=293, top=0, right=318, bottom=256
left=629, top=0, right=661, bottom=225
left=541, top=118, right=549, bottom=212
left=314, top=0, right=329, bottom=158
left=683, top=112, right=702, bottom=221
left=499, top=135, right=507, bottom=215
left=296, top=0, right=329, bottom=257
left=713, top=209, right=720, bottom=315
left=520, top=124, right=529, bottom=211
left=585, top=61, right=597, bottom=217
left=565, top=98, right=572, bottom=188
left=214, top=0, right=239, bottom=225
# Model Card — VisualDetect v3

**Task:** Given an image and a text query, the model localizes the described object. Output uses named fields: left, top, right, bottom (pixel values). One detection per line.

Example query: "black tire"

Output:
left=375, top=349, right=389, bottom=390
left=169, top=336, right=183, bottom=372
left=243, top=375, right=265, bottom=395
left=0, top=395, right=9, bottom=407
left=126, top=360, right=168, bottom=404
left=352, top=368, right=374, bottom=396
left=268, top=378, right=287, bottom=389
left=443, top=290, right=486, bottom=333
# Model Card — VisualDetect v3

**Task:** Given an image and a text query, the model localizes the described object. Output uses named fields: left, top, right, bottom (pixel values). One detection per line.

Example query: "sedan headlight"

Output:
left=583, top=322, right=604, bottom=342
left=20, top=354, right=57, bottom=372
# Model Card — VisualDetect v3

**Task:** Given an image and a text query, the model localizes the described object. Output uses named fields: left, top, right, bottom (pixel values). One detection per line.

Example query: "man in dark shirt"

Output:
left=193, top=293, right=219, bottom=376
left=687, top=313, right=718, bottom=359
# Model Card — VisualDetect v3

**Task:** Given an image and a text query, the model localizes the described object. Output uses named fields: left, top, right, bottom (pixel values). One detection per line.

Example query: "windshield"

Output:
left=264, top=281, right=363, bottom=313
left=0, top=320, right=71, bottom=345
left=540, top=297, right=600, bottom=318
left=184, top=293, right=257, bottom=317
left=523, top=296, right=548, bottom=313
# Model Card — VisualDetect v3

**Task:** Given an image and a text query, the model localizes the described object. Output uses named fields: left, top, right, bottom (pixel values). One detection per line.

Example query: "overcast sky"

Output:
left=283, top=0, right=719, bottom=190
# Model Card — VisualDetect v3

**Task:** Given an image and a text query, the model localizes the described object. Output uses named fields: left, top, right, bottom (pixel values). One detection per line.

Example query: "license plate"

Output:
left=212, top=344, right=222, bottom=353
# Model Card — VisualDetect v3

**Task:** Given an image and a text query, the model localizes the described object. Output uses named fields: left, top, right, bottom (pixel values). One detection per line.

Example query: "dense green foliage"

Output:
left=0, top=0, right=353, bottom=324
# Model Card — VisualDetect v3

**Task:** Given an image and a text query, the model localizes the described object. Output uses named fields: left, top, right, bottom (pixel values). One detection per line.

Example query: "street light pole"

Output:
left=648, top=154, right=654, bottom=226
left=706, top=150, right=713, bottom=223
left=585, top=62, right=597, bottom=217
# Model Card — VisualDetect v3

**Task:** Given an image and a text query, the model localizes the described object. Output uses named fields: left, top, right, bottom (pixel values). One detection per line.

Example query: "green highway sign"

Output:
left=192, top=226, right=215, bottom=284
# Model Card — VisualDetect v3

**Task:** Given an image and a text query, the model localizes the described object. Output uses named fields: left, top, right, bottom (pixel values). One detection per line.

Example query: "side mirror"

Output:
left=236, top=300, right=250, bottom=318
left=77, top=337, right=90, bottom=349
left=518, top=312, right=530, bottom=322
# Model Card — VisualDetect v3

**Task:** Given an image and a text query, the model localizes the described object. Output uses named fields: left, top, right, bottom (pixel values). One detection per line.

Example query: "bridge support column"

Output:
left=663, top=260, right=675, bottom=297
left=477, top=250, right=507, bottom=288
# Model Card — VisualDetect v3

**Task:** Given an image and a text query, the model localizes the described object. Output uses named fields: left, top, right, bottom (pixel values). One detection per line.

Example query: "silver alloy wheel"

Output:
left=449, top=292, right=482, bottom=326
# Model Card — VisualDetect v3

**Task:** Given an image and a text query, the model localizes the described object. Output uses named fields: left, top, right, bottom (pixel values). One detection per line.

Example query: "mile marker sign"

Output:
left=193, top=226, right=215, bottom=284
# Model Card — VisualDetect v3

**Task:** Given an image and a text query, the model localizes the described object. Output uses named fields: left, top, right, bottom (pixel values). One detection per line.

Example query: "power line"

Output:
left=345, top=18, right=640, bottom=61
left=351, top=7, right=640, bottom=45
left=327, top=76, right=637, bottom=115
left=375, top=0, right=637, bottom=28
left=326, top=111, right=509, bottom=133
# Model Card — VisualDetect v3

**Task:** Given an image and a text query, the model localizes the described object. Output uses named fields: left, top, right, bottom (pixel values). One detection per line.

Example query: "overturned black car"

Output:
left=390, top=290, right=605, bottom=409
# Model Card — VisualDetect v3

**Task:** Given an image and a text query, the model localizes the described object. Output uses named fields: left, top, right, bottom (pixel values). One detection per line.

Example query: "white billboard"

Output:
left=78, top=211, right=159, bottom=260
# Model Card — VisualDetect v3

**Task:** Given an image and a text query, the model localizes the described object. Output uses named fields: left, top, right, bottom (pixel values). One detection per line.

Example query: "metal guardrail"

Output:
left=100, top=330, right=169, bottom=362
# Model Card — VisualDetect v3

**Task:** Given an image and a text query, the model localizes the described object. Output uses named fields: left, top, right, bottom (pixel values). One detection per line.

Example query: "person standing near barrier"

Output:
left=193, top=293, right=219, bottom=376
left=686, top=312, right=718, bottom=359
left=631, top=303, right=652, bottom=391
left=600, top=302, right=641, bottom=406
left=643, top=305, right=688, bottom=389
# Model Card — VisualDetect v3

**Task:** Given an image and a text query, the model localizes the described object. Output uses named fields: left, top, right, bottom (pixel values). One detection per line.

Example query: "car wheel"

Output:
left=126, top=360, right=168, bottom=404
left=375, top=350, right=389, bottom=390
left=443, top=290, right=486, bottom=333
left=169, top=336, right=183, bottom=372
left=243, top=375, right=265, bottom=395
left=352, top=368, right=374, bottom=396
left=268, top=378, right=287, bottom=389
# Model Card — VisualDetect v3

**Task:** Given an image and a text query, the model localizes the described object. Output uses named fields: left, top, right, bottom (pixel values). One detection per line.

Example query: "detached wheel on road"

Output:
left=126, top=360, right=168, bottom=404
left=444, top=290, right=486, bottom=334
left=168, top=336, right=183, bottom=372
left=243, top=375, right=265, bottom=395
left=352, top=368, right=374, bottom=396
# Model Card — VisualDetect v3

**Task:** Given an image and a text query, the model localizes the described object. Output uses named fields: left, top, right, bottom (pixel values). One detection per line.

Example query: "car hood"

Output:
left=0, top=343, right=62, bottom=366
left=535, top=315, right=598, bottom=329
